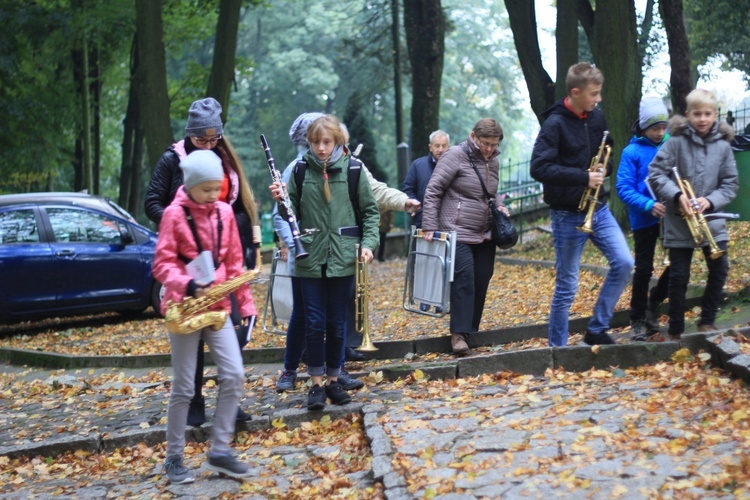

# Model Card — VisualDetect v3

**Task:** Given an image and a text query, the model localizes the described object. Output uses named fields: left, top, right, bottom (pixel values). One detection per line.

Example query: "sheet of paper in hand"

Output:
left=186, top=250, right=215, bottom=286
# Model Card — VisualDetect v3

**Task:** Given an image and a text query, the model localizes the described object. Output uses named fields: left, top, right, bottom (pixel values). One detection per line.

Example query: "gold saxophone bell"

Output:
left=576, top=131, right=611, bottom=234
left=671, top=167, right=726, bottom=260
left=354, top=244, right=378, bottom=352
left=165, top=268, right=261, bottom=334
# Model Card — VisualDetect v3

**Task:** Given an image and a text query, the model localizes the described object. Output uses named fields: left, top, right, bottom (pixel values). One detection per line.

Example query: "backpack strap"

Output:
left=347, top=157, right=362, bottom=230
left=293, top=160, right=308, bottom=221
left=293, top=157, right=363, bottom=231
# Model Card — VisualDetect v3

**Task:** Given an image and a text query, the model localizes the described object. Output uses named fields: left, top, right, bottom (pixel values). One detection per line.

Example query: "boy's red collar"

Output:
left=564, top=97, right=588, bottom=119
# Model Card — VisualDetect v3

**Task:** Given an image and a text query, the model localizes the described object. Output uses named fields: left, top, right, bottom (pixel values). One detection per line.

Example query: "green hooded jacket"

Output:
left=287, top=151, right=380, bottom=278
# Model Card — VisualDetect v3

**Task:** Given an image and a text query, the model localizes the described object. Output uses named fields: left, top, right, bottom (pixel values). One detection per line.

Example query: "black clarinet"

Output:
left=260, top=134, right=309, bottom=260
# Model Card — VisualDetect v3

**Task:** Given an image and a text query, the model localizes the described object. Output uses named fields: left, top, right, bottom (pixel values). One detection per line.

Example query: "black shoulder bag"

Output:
left=462, top=144, right=518, bottom=250
left=182, top=206, right=251, bottom=348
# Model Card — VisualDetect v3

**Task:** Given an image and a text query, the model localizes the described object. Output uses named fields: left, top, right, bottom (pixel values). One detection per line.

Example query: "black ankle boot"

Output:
left=645, top=301, right=661, bottom=333
left=187, top=396, right=206, bottom=427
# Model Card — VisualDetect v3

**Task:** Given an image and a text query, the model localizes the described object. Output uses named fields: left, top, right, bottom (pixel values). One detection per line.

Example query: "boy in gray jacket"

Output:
left=648, top=89, right=738, bottom=339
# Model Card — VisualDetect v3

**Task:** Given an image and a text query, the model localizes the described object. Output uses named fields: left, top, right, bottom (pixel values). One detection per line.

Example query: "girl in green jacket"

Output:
left=287, top=114, right=379, bottom=411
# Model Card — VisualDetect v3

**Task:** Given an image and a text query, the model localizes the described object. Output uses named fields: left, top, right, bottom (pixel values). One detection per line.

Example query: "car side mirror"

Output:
left=120, top=228, right=134, bottom=245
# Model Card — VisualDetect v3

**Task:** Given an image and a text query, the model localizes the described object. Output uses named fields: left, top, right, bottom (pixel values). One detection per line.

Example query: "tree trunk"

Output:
left=391, top=0, right=404, bottom=147
left=119, top=96, right=135, bottom=210
left=403, top=0, right=445, bottom=159
left=119, top=38, right=139, bottom=210
left=135, top=0, right=173, bottom=171
left=659, top=0, right=692, bottom=114
left=637, top=0, right=656, bottom=61
left=555, top=0, right=578, bottom=100
left=129, top=124, right=145, bottom=220
left=589, top=0, right=642, bottom=229
left=91, top=43, right=101, bottom=195
left=206, top=0, right=242, bottom=121
left=72, top=0, right=93, bottom=193
left=504, top=0, right=554, bottom=123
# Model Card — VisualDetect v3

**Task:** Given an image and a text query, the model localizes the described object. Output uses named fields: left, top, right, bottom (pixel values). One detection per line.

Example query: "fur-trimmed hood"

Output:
left=648, top=113, right=739, bottom=248
left=667, top=115, right=736, bottom=142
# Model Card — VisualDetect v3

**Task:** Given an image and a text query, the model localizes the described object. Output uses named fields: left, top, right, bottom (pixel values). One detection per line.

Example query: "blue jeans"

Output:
left=283, top=277, right=306, bottom=372
left=549, top=207, right=634, bottom=346
left=299, top=275, right=354, bottom=377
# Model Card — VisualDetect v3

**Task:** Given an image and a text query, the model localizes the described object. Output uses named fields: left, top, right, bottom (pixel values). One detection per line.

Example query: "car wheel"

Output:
left=151, top=281, right=164, bottom=318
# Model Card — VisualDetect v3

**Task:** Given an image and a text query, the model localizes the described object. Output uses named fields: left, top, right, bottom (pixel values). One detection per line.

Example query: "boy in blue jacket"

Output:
left=616, top=97, right=670, bottom=341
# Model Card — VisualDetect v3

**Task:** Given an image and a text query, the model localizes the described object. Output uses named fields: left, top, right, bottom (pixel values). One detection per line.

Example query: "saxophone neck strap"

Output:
left=181, top=206, right=223, bottom=269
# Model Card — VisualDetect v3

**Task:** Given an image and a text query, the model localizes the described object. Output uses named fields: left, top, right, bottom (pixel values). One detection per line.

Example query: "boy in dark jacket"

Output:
left=616, top=97, right=671, bottom=341
left=530, top=62, right=634, bottom=347
left=648, top=89, right=738, bottom=339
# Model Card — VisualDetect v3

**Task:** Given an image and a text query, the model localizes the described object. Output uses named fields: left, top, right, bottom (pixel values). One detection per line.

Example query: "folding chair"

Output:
left=403, top=226, right=456, bottom=317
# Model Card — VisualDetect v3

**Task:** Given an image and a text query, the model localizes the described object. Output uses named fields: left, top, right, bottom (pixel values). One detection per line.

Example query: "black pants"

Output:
left=377, top=232, right=387, bottom=262
left=630, top=225, right=670, bottom=321
left=450, top=240, right=496, bottom=335
left=666, top=241, right=728, bottom=335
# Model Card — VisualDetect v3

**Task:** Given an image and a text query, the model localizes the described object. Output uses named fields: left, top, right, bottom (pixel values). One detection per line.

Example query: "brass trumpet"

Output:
left=354, top=244, right=378, bottom=352
left=576, top=131, right=611, bottom=234
left=671, top=167, right=726, bottom=260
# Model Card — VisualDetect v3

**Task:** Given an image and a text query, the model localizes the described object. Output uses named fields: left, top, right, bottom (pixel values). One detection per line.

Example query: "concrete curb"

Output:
left=0, top=402, right=365, bottom=461
left=702, top=327, right=750, bottom=384
left=3, top=327, right=748, bottom=462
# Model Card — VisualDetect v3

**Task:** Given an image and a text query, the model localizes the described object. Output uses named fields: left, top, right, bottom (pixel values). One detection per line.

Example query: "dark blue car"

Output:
left=0, top=192, right=162, bottom=324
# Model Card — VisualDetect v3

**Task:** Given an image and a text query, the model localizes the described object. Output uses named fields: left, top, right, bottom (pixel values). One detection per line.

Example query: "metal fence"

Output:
left=496, top=157, right=545, bottom=242
left=720, top=104, right=750, bottom=136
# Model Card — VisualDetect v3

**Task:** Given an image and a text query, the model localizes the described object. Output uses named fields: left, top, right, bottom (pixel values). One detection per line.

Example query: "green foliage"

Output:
left=440, top=0, right=538, bottom=167
left=1, top=0, right=539, bottom=209
left=0, top=0, right=134, bottom=194
left=345, top=94, right=387, bottom=183
left=686, top=0, right=750, bottom=85
left=226, top=0, right=400, bottom=214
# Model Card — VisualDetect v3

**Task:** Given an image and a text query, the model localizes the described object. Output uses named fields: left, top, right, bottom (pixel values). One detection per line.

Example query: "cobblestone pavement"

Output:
left=2, top=339, right=750, bottom=499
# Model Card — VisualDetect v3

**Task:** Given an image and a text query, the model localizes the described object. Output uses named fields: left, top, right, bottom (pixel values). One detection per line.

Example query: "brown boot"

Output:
left=698, top=324, right=718, bottom=333
left=451, top=333, right=470, bottom=356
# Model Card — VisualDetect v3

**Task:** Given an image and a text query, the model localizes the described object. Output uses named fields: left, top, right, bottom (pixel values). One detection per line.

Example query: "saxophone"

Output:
left=165, top=269, right=261, bottom=334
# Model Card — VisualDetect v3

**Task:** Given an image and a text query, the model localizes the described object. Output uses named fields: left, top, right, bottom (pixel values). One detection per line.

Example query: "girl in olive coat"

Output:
left=286, top=114, right=379, bottom=411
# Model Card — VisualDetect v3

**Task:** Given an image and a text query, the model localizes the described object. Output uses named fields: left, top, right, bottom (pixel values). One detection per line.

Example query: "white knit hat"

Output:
left=289, top=112, right=324, bottom=145
left=639, top=97, right=669, bottom=131
left=180, top=150, right=224, bottom=190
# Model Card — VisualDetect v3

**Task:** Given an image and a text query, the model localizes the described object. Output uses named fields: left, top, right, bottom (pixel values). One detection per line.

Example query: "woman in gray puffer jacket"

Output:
left=648, top=89, right=738, bottom=338
left=422, top=118, right=508, bottom=355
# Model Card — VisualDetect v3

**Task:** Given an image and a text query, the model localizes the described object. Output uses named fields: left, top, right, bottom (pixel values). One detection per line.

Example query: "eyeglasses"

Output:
left=193, top=135, right=222, bottom=146
left=475, top=138, right=499, bottom=150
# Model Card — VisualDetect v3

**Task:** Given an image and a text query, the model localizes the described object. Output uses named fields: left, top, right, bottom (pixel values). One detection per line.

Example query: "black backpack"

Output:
left=293, top=157, right=363, bottom=227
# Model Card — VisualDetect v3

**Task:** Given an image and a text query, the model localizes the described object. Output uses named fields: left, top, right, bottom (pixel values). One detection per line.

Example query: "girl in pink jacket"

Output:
left=152, top=150, right=255, bottom=483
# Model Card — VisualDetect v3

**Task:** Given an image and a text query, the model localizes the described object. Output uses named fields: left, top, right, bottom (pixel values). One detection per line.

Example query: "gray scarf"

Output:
left=309, top=144, right=344, bottom=168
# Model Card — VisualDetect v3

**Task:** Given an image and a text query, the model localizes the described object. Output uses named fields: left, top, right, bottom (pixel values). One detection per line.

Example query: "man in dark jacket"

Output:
left=530, top=62, right=633, bottom=347
left=402, top=130, right=450, bottom=228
